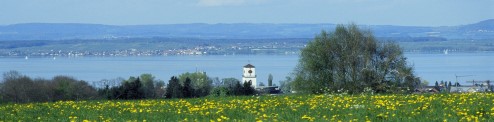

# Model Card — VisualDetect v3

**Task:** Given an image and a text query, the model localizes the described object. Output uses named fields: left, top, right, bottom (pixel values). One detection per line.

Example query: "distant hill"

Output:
left=460, top=19, right=494, bottom=30
left=0, top=19, right=493, bottom=40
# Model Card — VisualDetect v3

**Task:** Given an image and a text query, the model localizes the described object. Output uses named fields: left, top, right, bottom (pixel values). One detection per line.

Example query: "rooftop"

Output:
left=244, top=64, right=255, bottom=68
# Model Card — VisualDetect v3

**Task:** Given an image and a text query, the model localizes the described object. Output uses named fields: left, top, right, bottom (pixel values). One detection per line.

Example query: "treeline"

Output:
left=209, top=78, right=256, bottom=97
left=99, top=74, right=165, bottom=100
left=0, top=71, right=97, bottom=103
left=0, top=71, right=257, bottom=103
left=165, top=76, right=255, bottom=99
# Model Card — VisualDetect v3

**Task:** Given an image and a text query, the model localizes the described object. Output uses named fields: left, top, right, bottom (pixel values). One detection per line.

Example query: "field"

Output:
left=1, top=93, right=493, bottom=121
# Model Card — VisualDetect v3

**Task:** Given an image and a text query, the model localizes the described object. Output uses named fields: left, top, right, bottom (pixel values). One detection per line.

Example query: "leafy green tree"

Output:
left=140, top=74, right=156, bottom=98
left=52, top=76, right=97, bottom=100
left=420, top=80, right=429, bottom=88
left=292, top=24, right=419, bottom=94
left=154, top=80, right=166, bottom=98
left=211, top=78, right=241, bottom=96
left=210, top=87, right=229, bottom=97
left=209, top=78, right=258, bottom=97
left=125, top=77, right=138, bottom=84
left=222, top=78, right=240, bottom=87
left=178, top=72, right=212, bottom=97
left=279, top=76, right=293, bottom=93
left=101, top=74, right=163, bottom=99
left=212, top=77, right=222, bottom=87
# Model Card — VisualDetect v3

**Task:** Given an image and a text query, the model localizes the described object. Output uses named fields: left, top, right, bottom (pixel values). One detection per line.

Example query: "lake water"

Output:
left=1, top=53, right=493, bottom=86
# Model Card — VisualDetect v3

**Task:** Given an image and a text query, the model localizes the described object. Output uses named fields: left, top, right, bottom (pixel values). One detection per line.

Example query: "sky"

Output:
left=0, top=0, right=493, bottom=26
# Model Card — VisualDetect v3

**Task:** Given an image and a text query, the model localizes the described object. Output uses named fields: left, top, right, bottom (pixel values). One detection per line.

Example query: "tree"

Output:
left=75, top=79, right=98, bottom=100
left=242, top=81, right=255, bottom=95
left=154, top=80, right=166, bottom=98
left=210, top=86, right=229, bottom=97
left=233, top=81, right=243, bottom=96
left=222, top=78, right=240, bottom=87
left=292, top=24, right=419, bottom=94
left=279, top=76, right=293, bottom=93
left=182, top=77, right=194, bottom=98
left=31, top=78, right=53, bottom=102
left=129, top=77, right=144, bottom=99
left=487, top=80, right=492, bottom=92
left=1, top=71, right=98, bottom=103
left=52, top=76, right=81, bottom=100
left=268, top=74, right=273, bottom=86
left=259, top=82, right=265, bottom=86
left=435, top=81, right=440, bottom=91
left=52, top=76, right=97, bottom=100
left=2, top=70, right=23, bottom=82
left=1, top=71, right=34, bottom=102
left=178, top=72, right=212, bottom=97
left=165, top=76, right=182, bottom=98
left=221, top=78, right=241, bottom=96
left=212, top=77, right=222, bottom=87
left=116, top=77, right=144, bottom=99
left=140, top=74, right=156, bottom=98
left=101, top=75, right=167, bottom=100
left=420, top=80, right=429, bottom=88
left=209, top=78, right=257, bottom=97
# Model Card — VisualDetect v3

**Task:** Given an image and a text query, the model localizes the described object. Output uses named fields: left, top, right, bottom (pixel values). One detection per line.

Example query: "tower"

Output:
left=242, top=64, right=257, bottom=88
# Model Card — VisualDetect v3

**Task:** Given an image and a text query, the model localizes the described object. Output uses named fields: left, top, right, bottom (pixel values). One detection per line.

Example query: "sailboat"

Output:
left=443, top=49, right=448, bottom=55
left=25, top=56, right=28, bottom=60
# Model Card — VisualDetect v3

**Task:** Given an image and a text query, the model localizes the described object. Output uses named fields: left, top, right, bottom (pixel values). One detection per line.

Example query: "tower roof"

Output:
left=244, top=64, right=255, bottom=68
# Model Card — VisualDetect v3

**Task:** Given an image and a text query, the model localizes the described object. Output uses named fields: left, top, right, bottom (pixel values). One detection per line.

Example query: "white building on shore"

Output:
left=242, top=64, right=257, bottom=88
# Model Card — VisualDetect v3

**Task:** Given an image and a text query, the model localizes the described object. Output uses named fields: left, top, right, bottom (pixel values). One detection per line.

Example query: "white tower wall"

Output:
left=242, top=64, right=257, bottom=88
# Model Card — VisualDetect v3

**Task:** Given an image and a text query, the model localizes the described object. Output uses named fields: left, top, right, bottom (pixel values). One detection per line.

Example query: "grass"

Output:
left=1, top=93, right=493, bottom=121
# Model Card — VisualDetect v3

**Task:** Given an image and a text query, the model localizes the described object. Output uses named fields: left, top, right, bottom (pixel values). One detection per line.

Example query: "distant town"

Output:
left=2, top=38, right=493, bottom=57
left=5, top=46, right=298, bottom=57
left=1, top=39, right=306, bottom=57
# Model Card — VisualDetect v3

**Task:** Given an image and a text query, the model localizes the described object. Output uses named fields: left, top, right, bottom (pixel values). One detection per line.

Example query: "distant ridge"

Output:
left=459, top=19, right=494, bottom=30
left=0, top=19, right=492, bottom=40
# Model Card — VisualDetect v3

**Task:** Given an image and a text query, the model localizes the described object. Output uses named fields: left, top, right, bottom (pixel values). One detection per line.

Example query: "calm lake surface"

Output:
left=1, top=53, right=493, bottom=85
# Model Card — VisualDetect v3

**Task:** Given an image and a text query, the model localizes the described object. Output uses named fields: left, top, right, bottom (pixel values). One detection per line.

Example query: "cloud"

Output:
left=197, top=0, right=265, bottom=7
